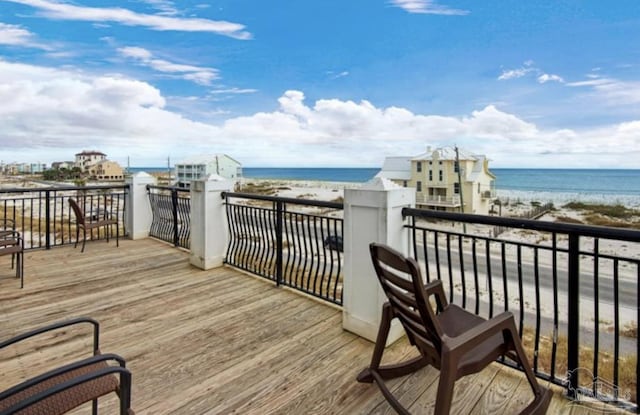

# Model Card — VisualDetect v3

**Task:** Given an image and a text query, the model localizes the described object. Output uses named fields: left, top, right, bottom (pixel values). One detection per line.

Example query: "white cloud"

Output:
left=209, top=88, right=258, bottom=95
left=326, top=70, right=349, bottom=80
left=567, top=77, right=640, bottom=106
left=0, top=22, right=50, bottom=49
left=139, top=0, right=178, bottom=16
left=390, top=0, right=468, bottom=15
left=537, top=73, right=564, bottom=84
left=118, top=46, right=219, bottom=85
left=5, top=0, right=251, bottom=39
left=1, top=59, right=638, bottom=168
left=498, top=67, right=533, bottom=80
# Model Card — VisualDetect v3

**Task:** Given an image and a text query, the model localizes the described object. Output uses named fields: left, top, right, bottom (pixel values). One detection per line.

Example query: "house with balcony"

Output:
left=174, top=154, right=242, bottom=189
left=377, top=146, right=497, bottom=214
left=75, top=150, right=107, bottom=172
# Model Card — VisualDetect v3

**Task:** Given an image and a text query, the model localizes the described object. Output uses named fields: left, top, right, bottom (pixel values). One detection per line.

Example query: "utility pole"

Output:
left=455, top=146, right=467, bottom=233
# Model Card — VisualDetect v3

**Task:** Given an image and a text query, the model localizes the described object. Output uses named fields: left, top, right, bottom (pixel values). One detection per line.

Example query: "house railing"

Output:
left=403, top=207, right=640, bottom=410
left=146, top=185, right=190, bottom=249
left=416, top=194, right=461, bottom=207
left=223, top=192, right=344, bottom=306
left=0, top=184, right=128, bottom=250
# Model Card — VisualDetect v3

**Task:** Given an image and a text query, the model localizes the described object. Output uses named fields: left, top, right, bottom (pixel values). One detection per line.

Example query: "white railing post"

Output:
left=189, top=174, right=234, bottom=270
left=125, top=172, right=155, bottom=240
left=342, top=177, right=415, bottom=344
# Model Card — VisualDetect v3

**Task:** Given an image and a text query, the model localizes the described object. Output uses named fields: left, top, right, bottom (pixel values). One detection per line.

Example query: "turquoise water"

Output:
left=129, top=167, right=640, bottom=205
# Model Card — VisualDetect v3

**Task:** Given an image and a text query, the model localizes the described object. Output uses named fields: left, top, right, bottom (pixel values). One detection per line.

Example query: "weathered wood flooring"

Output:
left=0, top=238, right=624, bottom=414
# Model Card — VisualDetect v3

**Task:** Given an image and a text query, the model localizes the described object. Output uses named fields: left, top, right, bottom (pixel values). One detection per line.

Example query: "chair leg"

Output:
left=92, top=398, right=98, bottom=415
left=434, top=354, right=457, bottom=415
left=75, top=226, right=80, bottom=249
left=506, top=323, right=552, bottom=415
left=116, top=223, right=119, bottom=248
left=81, top=228, right=87, bottom=253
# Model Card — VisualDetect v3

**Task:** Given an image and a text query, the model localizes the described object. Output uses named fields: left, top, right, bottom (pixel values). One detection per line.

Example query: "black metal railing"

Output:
left=403, top=207, right=640, bottom=410
left=0, top=185, right=128, bottom=250
left=146, top=185, right=191, bottom=249
left=223, top=192, right=344, bottom=306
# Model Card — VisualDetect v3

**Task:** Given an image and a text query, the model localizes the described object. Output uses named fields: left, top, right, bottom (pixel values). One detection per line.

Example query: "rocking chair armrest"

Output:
left=423, top=279, right=448, bottom=310
left=443, top=311, right=515, bottom=356
left=0, top=317, right=100, bottom=355
left=1, top=365, right=133, bottom=415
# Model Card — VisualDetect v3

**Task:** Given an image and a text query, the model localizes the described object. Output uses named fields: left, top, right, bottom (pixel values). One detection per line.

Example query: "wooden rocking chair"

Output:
left=357, top=243, right=552, bottom=414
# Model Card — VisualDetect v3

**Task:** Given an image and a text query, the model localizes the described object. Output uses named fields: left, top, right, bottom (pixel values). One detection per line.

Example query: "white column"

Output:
left=125, top=172, right=156, bottom=240
left=342, top=177, right=415, bottom=344
left=189, top=174, right=234, bottom=270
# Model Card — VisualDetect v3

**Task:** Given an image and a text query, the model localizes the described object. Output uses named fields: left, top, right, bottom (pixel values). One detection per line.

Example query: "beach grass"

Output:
left=522, top=326, right=637, bottom=402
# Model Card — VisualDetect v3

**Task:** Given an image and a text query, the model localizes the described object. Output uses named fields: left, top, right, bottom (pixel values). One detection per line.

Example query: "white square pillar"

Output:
left=190, top=174, right=234, bottom=270
left=342, top=177, right=415, bottom=344
left=125, top=172, right=156, bottom=240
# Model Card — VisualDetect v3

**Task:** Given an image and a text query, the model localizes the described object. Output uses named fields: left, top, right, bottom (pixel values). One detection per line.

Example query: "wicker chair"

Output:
left=0, top=317, right=134, bottom=414
left=0, top=218, right=24, bottom=288
left=69, top=198, right=119, bottom=253
left=357, top=243, right=552, bottom=415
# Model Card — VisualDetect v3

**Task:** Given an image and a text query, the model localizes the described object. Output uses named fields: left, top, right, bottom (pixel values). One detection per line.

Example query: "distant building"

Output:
left=377, top=146, right=497, bottom=215
left=89, top=160, right=124, bottom=181
left=51, top=161, right=75, bottom=170
left=175, top=154, right=242, bottom=189
left=75, top=150, right=107, bottom=172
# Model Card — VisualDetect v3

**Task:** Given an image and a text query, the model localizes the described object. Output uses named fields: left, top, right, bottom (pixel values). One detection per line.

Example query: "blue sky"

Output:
left=0, top=0, right=639, bottom=168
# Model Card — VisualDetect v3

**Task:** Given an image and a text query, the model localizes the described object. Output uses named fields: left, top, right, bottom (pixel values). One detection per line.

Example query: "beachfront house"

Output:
left=377, top=146, right=497, bottom=214
left=174, top=154, right=242, bottom=189
left=88, top=160, right=125, bottom=181
left=75, top=150, right=107, bottom=172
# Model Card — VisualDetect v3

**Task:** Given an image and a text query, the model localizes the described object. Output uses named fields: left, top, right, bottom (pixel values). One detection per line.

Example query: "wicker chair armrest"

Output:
left=0, top=317, right=100, bottom=354
left=1, top=365, right=132, bottom=415
left=0, top=353, right=126, bottom=402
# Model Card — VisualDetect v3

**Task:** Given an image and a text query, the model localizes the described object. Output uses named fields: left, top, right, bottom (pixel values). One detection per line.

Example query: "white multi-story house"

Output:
left=174, top=154, right=243, bottom=189
left=377, top=146, right=497, bottom=215
left=75, top=151, right=107, bottom=172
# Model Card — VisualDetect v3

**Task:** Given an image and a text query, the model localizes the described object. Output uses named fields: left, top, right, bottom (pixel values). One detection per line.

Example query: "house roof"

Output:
left=176, top=154, right=242, bottom=166
left=375, top=156, right=412, bottom=180
left=75, top=150, right=106, bottom=156
left=411, top=146, right=477, bottom=161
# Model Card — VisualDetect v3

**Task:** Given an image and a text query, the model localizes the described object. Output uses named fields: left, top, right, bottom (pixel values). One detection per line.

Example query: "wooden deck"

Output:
left=0, top=238, right=624, bottom=414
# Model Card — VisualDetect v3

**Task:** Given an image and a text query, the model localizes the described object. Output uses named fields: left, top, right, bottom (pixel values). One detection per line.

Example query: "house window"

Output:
left=454, top=161, right=459, bottom=173
left=429, top=170, right=433, bottom=181
left=403, top=180, right=407, bottom=187
left=454, top=183, right=460, bottom=194
left=416, top=181, right=422, bottom=192
left=416, top=162, right=422, bottom=173
left=439, top=170, right=443, bottom=181
left=439, top=161, right=443, bottom=165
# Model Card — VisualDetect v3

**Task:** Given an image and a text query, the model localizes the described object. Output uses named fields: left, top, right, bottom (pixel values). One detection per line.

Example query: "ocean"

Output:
left=129, top=167, right=640, bottom=207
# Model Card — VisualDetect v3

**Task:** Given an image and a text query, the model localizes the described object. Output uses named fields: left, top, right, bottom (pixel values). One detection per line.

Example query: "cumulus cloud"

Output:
left=5, top=0, right=251, bottom=39
left=0, top=22, right=50, bottom=49
left=0, top=59, right=220, bottom=161
left=118, top=46, right=219, bottom=85
left=1, top=59, right=638, bottom=168
left=390, top=0, right=468, bottom=15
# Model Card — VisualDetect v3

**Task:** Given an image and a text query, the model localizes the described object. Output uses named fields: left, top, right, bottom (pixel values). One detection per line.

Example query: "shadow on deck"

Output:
left=0, top=238, right=621, bottom=414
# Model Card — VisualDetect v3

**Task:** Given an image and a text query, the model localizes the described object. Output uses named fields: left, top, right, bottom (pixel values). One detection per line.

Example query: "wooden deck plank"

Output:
left=0, top=238, right=616, bottom=414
